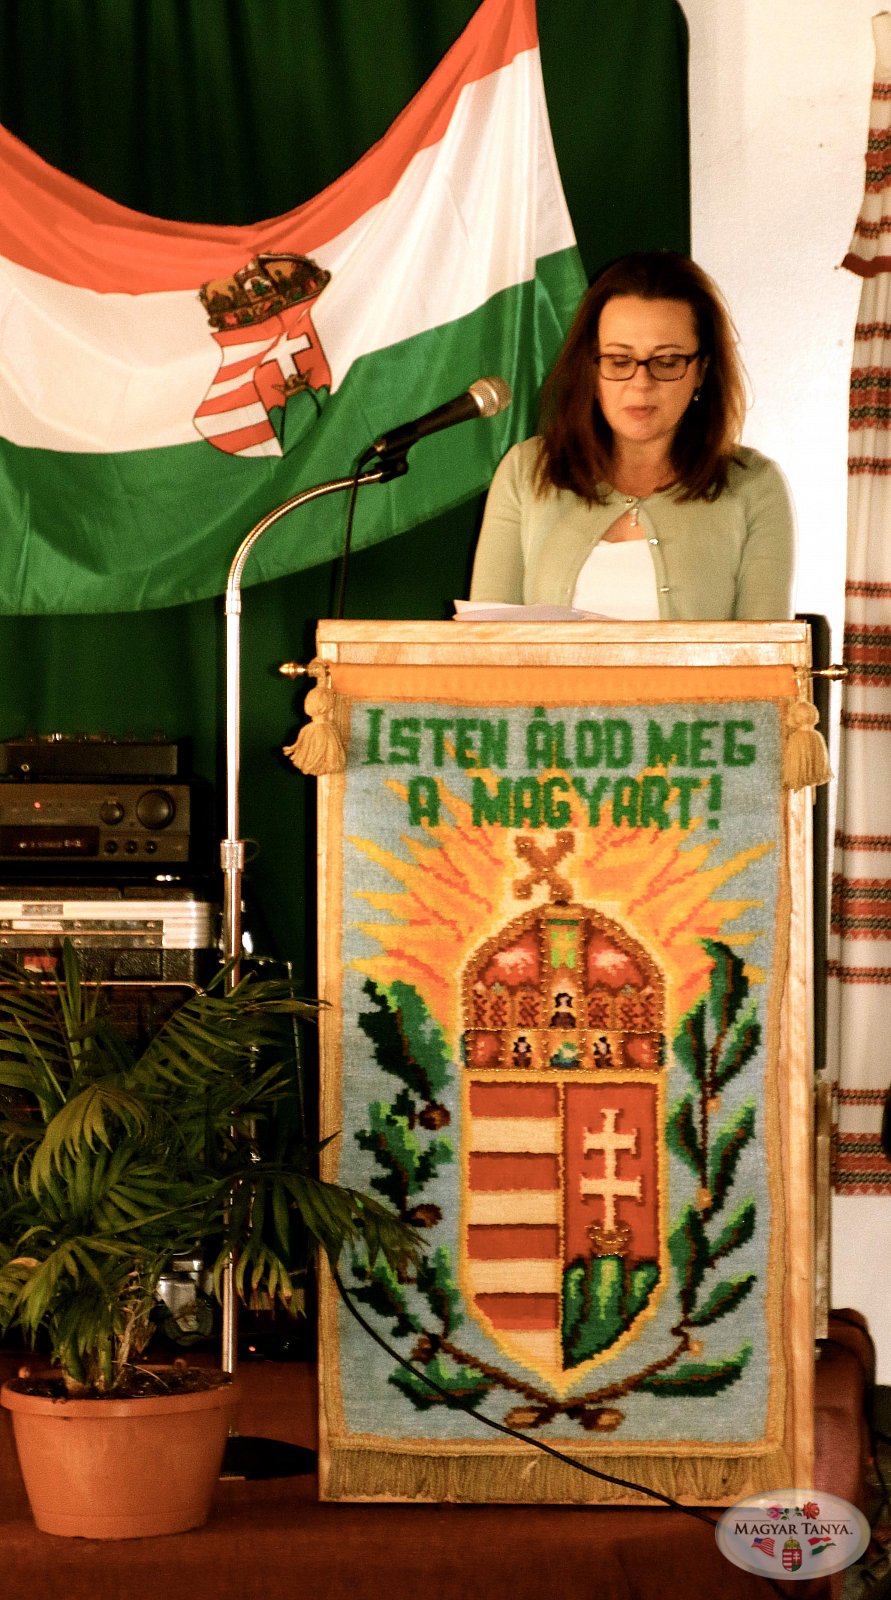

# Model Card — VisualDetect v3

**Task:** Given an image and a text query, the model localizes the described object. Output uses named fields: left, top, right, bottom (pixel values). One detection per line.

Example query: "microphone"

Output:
left=362, top=376, right=512, bottom=463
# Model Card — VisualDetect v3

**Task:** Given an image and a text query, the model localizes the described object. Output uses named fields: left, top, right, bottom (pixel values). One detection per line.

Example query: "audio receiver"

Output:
left=0, top=781, right=193, bottom=870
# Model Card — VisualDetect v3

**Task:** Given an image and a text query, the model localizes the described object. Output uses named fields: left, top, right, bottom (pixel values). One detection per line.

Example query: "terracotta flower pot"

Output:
left=1, top=1375, right=240, bottom=1539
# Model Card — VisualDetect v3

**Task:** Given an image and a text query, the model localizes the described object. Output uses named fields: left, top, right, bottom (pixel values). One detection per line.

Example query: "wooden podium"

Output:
left=312, top=620, right=816, bottom=1506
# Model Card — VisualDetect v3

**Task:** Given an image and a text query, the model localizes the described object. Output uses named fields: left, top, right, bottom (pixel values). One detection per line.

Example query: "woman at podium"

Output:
left=469, top=251, right=794, bottom=621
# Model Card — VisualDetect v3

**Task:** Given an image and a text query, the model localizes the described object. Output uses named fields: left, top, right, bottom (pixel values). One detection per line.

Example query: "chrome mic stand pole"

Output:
left=220, top=466, right=392, bottom=1378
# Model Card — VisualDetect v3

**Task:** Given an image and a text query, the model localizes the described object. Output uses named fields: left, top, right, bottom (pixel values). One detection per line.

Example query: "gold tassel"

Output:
left=283, top=658, right=346, bottom=775
left=783, top=699, right=831, bottom=790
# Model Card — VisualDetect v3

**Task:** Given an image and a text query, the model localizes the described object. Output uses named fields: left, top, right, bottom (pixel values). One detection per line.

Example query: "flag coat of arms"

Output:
left=194, top=254, right=333, bottom=456
left=0, top=0, right=585, bottom=614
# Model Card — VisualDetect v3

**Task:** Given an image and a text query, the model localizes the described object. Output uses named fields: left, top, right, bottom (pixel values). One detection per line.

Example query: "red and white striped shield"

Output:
left=461, top=904, right=667, bottom=1389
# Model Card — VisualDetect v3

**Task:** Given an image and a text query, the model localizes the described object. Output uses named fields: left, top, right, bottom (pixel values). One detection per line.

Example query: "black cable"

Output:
left=331, top=1264, right=792, bottom=1598
left=333, top=467, right=364, bottom=621
left=332, top=451, right=408, bottom=618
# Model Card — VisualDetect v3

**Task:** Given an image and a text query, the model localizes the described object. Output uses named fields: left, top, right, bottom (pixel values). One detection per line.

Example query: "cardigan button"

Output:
left=649, top=537, right=658, bottom=546
left=659, top=585, right=669, bottom=593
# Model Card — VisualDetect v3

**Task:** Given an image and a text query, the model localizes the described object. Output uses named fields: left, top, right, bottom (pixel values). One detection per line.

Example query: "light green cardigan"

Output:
left=469, top=438, right=796, bottom=620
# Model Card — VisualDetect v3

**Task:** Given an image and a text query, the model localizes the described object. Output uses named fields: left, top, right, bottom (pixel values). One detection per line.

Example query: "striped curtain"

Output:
left=827, top=13, right=891, bottom=1194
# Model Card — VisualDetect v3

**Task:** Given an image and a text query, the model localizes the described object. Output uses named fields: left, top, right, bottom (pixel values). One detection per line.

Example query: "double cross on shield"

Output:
left=461, top=842, right=667, bottom=1390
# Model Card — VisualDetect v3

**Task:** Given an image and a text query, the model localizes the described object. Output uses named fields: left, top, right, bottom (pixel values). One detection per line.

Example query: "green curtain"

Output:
left=0, top=0, right=689, bottom=981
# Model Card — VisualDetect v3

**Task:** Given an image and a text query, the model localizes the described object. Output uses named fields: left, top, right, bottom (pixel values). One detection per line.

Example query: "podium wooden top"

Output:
left=315, top=619, right=812, bottom=671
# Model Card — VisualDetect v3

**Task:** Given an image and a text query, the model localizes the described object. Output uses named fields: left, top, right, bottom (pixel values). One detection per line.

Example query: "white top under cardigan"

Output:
left=571, top=537, right=661, bottom=619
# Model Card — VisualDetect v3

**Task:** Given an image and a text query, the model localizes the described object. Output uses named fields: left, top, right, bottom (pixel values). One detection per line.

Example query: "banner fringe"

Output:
left=322, top=1441, right=794, bottom=1504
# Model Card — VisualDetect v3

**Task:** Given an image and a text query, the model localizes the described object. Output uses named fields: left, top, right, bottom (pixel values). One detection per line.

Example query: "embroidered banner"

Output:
left=318, top=679, right=800, bottom=1504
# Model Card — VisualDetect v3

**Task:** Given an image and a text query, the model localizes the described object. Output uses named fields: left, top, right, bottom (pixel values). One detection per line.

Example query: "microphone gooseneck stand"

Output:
left=215, top=376, right=510, bottom=1476
left=218, top=461, right=402, bottom=1478
left=221, top=464, right=398, bottom=1016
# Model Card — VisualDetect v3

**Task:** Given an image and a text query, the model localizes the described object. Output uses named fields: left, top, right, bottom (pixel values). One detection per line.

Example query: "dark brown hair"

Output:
left=534, top=251, right=747, bottom=503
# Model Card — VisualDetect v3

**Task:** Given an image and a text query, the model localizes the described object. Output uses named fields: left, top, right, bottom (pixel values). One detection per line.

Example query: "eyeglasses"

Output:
left=594, top=352, right=702, bottom=382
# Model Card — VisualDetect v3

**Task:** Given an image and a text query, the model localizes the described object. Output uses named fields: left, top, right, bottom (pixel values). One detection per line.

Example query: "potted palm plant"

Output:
left=0, top=944, right=416, bottom=1538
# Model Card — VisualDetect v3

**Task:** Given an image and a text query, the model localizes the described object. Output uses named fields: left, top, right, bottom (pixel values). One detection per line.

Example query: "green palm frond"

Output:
left=0, top=941, right=418, bottom=1393
left=31, top=1083, right=151, bottom=1190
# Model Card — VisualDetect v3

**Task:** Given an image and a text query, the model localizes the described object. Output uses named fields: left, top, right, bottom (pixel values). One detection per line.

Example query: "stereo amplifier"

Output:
left=0, top=780, right=200, bottom=873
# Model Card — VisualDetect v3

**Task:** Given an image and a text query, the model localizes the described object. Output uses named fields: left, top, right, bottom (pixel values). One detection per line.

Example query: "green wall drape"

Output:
left=0, top=0, right=689, bottom=980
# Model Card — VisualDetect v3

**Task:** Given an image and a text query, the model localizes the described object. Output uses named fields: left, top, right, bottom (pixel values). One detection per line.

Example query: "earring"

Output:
left=692, top=386, right=702, bottom=403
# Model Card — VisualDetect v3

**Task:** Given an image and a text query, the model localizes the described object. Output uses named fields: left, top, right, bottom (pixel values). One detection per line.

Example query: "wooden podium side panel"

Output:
left=316, top=623, right=814, bottom=1505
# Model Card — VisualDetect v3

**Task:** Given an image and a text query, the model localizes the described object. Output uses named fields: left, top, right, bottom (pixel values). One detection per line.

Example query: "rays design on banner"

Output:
left=351, top=774, right=768, bottom=1035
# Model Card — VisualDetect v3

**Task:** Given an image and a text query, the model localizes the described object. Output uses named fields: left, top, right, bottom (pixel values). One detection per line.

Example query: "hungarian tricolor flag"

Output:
left=0, top=0, right=585, bottom=615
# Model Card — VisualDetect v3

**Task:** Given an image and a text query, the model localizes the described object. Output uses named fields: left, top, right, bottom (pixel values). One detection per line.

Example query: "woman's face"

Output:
left=594, top=295, right=705, bottom=457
